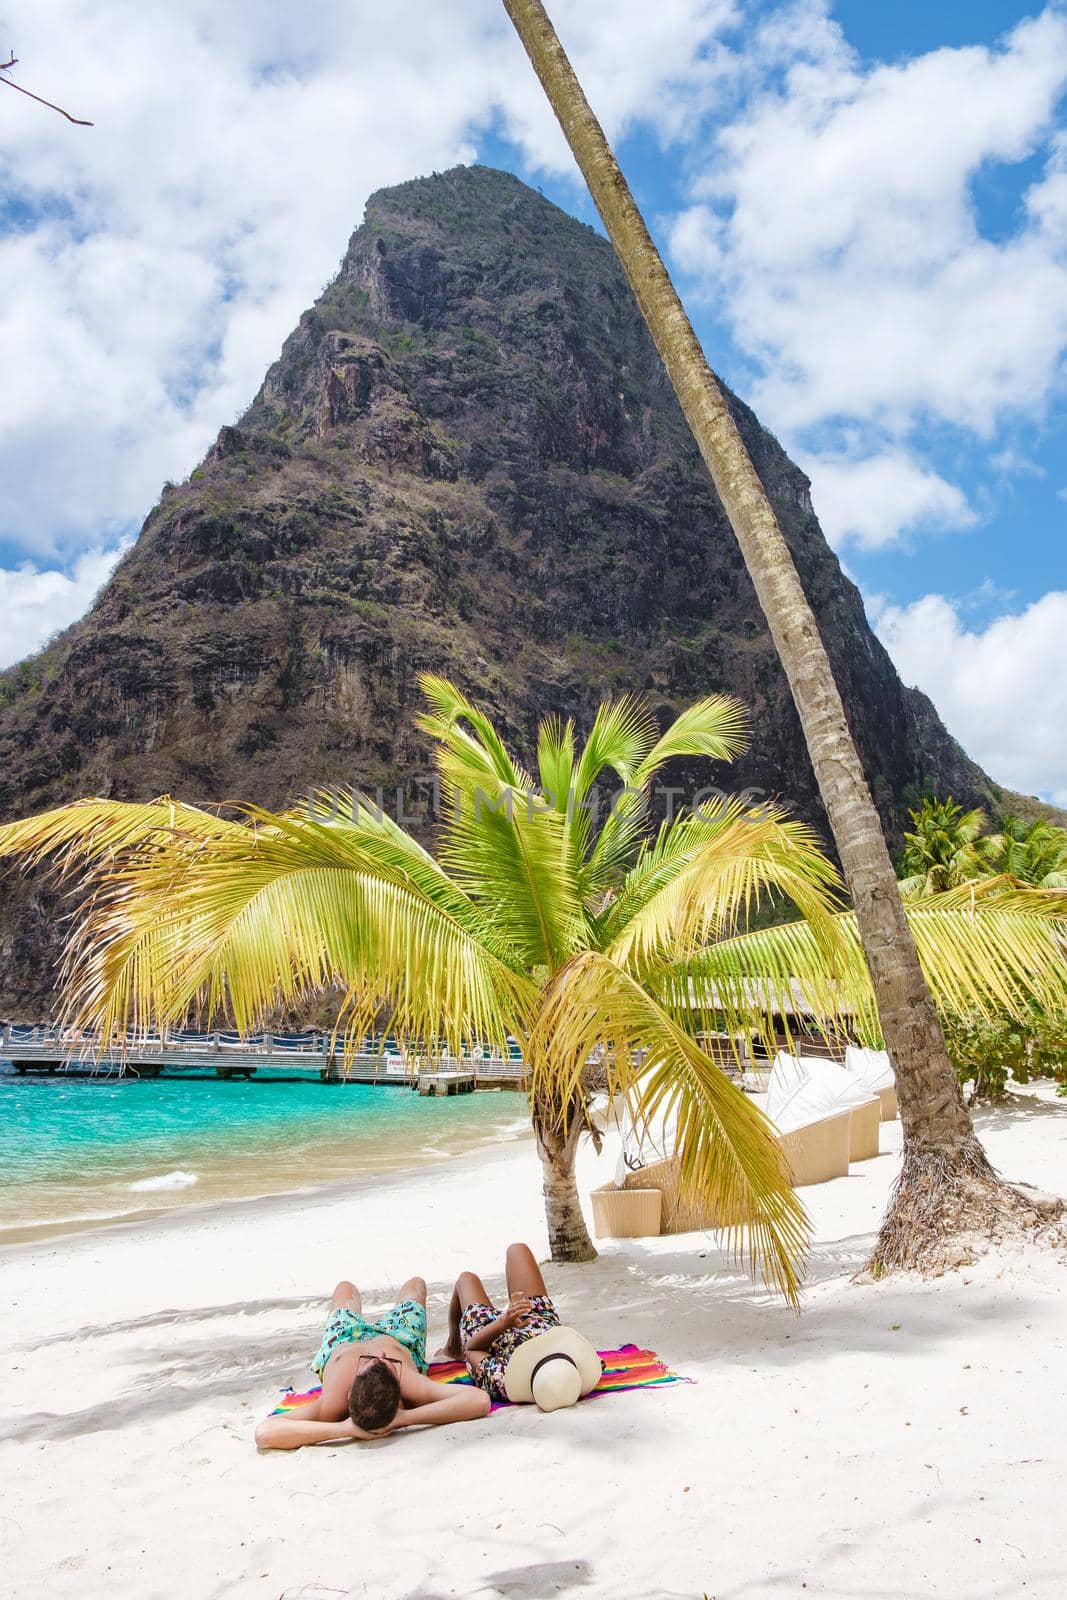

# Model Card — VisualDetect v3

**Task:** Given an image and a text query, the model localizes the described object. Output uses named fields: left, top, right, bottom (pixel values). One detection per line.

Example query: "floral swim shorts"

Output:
left=312, top=1298, right=428, bottom=1378
left=459, top=1295, right=561, bottom=1402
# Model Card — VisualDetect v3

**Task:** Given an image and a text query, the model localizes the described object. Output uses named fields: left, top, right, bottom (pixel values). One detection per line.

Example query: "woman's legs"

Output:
left=504, top=1241, right=549, bottom=1300
left=438, top=1246, right=548, bottom=1360
left=439, top=1269, right=493, bottom=1359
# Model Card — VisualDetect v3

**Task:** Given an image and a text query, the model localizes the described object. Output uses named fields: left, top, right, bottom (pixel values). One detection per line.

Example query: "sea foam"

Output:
left=127, top=1170, right=199, bottom=1192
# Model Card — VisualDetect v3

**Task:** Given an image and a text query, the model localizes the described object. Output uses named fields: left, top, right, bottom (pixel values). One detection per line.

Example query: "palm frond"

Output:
left=0, top=795, right=243, bottom=875
left=630, top=694, right=749, bottom=787
left=413, top=679, right=588, bottom=965
left=660, top=893, right=1067, bottom=1048
left=415, top=674, right=531, bottom=790
left=296, top=789, right=522, bottom=961
left=544, top=695, right=656, bottom=891
left=927, top=875, right=1067, bottom=915
left=527, top=951, right=809, bottom=1302
left=572, top=696, right=658, bottom=799
left=584, top=694, right=749, bottom=894
left=536, top=715, right=576, bottom=813
left=62, top=809, right=538, bottom=1049
left=434, top=773, right=588, bottom=969
left=604, top=802, right=844, bottom=974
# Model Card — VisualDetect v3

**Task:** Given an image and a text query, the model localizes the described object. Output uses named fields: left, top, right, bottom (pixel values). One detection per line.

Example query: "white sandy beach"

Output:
left=3, top=1087, right=1066, bottom=1600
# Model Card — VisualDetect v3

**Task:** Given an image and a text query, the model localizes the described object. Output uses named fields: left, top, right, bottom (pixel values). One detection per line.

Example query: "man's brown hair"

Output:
left=348, top=1360, right=401, bottom=1433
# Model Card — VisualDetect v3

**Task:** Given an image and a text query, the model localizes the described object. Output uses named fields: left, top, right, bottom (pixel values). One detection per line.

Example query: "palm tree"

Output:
left=499, top=0, right=1065, bottom=1267
left=898, top=798, right=990, bottom=897
left=981, top=816, right=1067, bottom=889
left=4, top=679, right=1067, bottom=1300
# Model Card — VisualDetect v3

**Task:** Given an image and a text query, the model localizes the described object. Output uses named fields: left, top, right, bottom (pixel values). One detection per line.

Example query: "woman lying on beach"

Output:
left=254, top=1274, right=490, bottom=1449
left=441, top=1242, right=602, bottom=1412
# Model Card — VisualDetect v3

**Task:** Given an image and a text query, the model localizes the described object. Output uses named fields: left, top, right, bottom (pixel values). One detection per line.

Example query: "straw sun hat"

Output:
left=503, top=1328, right=603, bottom=1412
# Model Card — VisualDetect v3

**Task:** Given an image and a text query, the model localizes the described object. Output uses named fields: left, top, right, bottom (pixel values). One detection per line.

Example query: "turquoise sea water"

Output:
left=0, top=1069, right=529, bottom=1242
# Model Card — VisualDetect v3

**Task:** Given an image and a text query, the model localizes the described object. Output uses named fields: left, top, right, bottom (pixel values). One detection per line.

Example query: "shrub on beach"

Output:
left=941, top=1008, right=1067, bottom=1104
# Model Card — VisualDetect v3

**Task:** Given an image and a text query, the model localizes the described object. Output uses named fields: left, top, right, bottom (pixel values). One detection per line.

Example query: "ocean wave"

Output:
left=127, top=1170, right=199, bottom=1192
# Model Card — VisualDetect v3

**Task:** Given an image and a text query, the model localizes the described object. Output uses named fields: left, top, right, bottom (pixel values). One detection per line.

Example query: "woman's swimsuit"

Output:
left=459, top=1294, right=561, bottom=1401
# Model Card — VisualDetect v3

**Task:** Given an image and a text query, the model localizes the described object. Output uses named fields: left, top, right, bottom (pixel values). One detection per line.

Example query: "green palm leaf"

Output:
left=585, top=694, right=749, bottom=893
left=630, top=694, right=749, bottom=787
left=605, top=802, right=843, bottom=972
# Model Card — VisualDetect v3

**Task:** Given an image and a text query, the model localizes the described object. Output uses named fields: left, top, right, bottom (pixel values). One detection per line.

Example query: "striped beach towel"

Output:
left=273, top=1343, right=690, bottom=1415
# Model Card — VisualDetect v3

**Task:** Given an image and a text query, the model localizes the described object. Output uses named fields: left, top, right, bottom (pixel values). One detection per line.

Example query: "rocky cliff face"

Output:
left=0, top=165, right=994, bottom=1014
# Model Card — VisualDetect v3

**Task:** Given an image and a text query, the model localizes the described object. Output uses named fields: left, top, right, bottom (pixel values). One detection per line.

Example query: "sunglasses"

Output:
left=355, top=1353, right=404, bottom=1380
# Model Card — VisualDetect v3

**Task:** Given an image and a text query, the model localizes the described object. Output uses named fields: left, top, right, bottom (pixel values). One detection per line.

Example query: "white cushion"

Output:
left=767, top=1051, right=878, bottom=1132
left=615, top=1099, right=679, bottom=1184
left=845, top=1045, right=895, bottom=1091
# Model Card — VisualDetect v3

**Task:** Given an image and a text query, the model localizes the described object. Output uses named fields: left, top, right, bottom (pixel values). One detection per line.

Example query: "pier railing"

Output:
left=0, top=1024, right=528, bottom=1086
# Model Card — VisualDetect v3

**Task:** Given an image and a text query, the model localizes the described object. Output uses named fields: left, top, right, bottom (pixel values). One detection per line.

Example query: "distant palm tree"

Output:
left=3, top=678, right=1066, bottom=1301
left=982, top=816, right=1067, bottom=889
left=898, top=798, right=990, bottom=897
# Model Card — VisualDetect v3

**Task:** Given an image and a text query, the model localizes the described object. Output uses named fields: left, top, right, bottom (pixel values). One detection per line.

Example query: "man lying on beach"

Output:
left=255, top=1275, right=490, bottom=1449
left=441, top=1242, right=602, bottom=1412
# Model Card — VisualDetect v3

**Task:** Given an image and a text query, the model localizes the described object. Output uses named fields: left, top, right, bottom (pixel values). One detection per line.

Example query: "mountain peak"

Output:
left=0, top=165, right=993, bottom=1014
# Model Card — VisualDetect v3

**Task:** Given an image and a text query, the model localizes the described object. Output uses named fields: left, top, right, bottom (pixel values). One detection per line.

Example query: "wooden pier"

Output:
left=1, top=1024, right=528, bottom=1091
left=417, top=1070, right=475, bottom=1097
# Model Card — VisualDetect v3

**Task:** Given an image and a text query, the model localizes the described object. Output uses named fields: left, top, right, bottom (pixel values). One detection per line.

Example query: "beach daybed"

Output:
left=613, top=1108, right=852, bottom=1234
left=768, top=1053, right=881, bottom=1162
left=593, top=1093, right=855, bottom=1238
left=844, top=1044, right=898, bottom=1120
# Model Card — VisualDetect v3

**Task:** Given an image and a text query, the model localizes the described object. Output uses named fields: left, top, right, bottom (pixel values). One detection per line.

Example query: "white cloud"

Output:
left=0, top=0, right=738, bottom=566
left=669, top=2, right=1067, bottom=549
left=805, top=452, right=976, bottom=550
left=0, top=545, right=127, bottom=669
left=874, top=589, right=1067, bottom=806
left=988, top=448, right=1046, bottom=478
left=493, top=0, right=740, bottom=170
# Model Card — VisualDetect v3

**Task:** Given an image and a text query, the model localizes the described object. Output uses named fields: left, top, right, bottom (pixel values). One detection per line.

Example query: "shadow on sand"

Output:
left=4, top=1218, right=1050, bottom=1446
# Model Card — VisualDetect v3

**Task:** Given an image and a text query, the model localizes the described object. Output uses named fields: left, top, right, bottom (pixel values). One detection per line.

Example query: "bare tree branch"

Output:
left=0, top=55, right=93, bottom=125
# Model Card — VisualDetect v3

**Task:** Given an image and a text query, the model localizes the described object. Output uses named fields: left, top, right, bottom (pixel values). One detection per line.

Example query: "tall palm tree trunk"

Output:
left=502, top=0, right=1062, bottom=1269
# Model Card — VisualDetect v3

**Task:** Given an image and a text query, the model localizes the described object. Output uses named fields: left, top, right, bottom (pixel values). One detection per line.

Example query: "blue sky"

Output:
left=1, top=1, right=1065, bottom=801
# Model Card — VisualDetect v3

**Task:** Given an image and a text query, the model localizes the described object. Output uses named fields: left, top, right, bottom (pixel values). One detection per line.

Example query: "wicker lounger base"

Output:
left=621, top=1109, right=853, bottom=1234
left=590, top=1183, right=662, bottom=1239
left=848, top=1097, right=881, bottom=1161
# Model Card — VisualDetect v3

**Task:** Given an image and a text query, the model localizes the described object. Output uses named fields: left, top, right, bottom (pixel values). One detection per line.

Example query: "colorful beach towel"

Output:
left=273, top=1343, right=690, bottom=1416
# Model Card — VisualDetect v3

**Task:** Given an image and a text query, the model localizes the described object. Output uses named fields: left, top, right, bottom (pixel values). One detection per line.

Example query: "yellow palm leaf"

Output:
left=663, top=894, right=1067, bottom=1048
left=59, top=812, right=537, bottom=1050
left=527, top=950, right=809, bottom=1302
left=605, top=802, right=843, bottom=973
left=0, top=795, right=242, bottom=873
